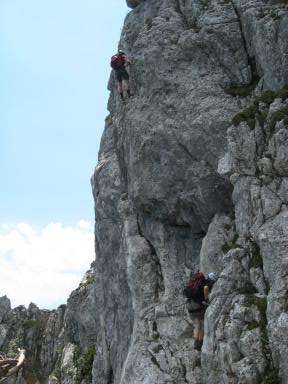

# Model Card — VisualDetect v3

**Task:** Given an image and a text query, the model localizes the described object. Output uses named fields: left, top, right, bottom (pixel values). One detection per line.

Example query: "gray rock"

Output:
left=232, top=0, right=288, bottom=90
left=2, top=0, right=288, bottom=383
left=48, top=376, right=59, bottom=384
left=0, top=296, right=11, bottom=323
left=64, top=263, right=97, bottom=347
left=227, top=89, right=288, bottom=383
left=59, top=343, right=77, bottom=384
left=200, top=214, right=235, bottom=275
left=91, top=0, right=288, bottom=383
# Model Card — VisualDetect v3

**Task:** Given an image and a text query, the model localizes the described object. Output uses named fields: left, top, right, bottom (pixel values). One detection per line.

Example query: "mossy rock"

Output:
left=222, top=242, right=234, bottom=254
left=222, top=242, right=236, bottom=254
left=257, top=87, right=288, bottom=105
left=258, top=110, right=268, bottom=126
left=239, top=284, right=258, bottom=295
left=222, top=234, right=239, bottom=254
left=74, top=344, right=96, bottom=384
left=263, top=367, right=280, bottom=384
left=245, top=294, right=267, bottom=319
left=79, top=273, right=94, bottom=288
left=231, top=86, right=288, bottom=129
left=232, top=106, right=257, bottom=129
left=270, top=107, right=288, bottom=129
left=257, top=90, right=275, bottom=105
left=51, top=358, right=62, bottom=381
left=23, top=319, right=38, bottom=328
left=249, top=243, right=263, bottom=269
left=224, top=78, right=258, bottom=97
left=247, top=320, right=259, bottom=331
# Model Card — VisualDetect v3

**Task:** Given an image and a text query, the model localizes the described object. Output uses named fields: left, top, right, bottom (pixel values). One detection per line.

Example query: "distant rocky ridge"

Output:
left=0, top=263, right=96, bottom=383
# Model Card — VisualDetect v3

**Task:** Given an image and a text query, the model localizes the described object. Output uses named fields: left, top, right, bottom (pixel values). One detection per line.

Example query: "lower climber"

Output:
left=183, top=271, right=218, bottom=351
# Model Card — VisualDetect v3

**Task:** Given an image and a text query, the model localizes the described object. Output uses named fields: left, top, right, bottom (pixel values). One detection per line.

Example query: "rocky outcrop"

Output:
left=91, top=0, right=288, bottom=383
left=1, top=1, right=287, bottom=383
left=0, top=263, right=96, bottom=384
left=201, top=88, right=288, bottom=383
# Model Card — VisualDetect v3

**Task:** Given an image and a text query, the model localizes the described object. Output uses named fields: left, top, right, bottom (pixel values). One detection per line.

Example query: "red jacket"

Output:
left=111, top=54, right=126, bottom=70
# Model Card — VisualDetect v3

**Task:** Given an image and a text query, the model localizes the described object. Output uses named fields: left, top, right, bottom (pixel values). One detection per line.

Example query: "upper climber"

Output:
left=110, top=50, right=132, bottom=101
left=183, top=271, right=218, bottom=351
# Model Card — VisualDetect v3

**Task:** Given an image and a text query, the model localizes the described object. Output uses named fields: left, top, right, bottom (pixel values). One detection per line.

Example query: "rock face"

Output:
left=2, top=1, right=287, bottom=383
left=91, top=0, right=288, bottom=383
left=0, top=263, right=96, bottom=384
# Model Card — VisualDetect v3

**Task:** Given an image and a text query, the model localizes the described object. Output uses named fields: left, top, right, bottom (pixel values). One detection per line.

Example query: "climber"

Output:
left=110, top=50, right=132, bottom=101
left=183, top=272, right=218, bottom=351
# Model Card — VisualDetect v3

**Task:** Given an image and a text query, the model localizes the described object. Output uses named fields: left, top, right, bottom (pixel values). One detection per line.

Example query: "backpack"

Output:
left=183, top=272, right=205, bottom=303
left=110, top=55, right=124, bottom=70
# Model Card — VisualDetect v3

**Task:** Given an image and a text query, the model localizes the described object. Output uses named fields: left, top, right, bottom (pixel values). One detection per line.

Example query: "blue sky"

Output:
left=0, top=0, right=128, bottom=225
left=0, top=0, right=129, bottom=307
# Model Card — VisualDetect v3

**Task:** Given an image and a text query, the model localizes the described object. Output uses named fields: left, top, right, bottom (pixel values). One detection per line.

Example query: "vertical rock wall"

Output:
left=92, top=0, right=288, bottom=383
left=202, top=87, right=288, bottom=384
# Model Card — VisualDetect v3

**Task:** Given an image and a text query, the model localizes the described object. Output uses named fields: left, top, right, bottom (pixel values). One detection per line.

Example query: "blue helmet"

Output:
left=207, top=272, right=218, bottom=282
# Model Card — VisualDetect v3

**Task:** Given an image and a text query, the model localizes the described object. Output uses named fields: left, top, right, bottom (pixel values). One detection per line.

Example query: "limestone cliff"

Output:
left=91, top=0, right=288, bottom=383
left=1, top=1, right=288, bottom=383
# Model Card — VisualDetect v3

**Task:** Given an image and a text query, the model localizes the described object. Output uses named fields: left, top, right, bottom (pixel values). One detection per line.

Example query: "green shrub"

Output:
left=257, top=87, right=288, bottom=105
left=79, top=273, right=94, bottom=288
left=257, top=90, right=276, bottom=105
left=224, top=80, right=258, bottom=97
left=245, top=294, right=267, bottom=318
left=222, top=234, right=239, bottom=254
left=74, top=344, right=96, bottom=384
left=270, top=107, right=288, bottom=129
left=264, top=367, right=280, bottom=384
left=232, top=106, right=257, bottom=129
left=231, top=86, right=288, bottom=129
left=239, top=284, right=257, bottom=295
left=247, top=320, right=259, bottom=330
left=52, top=361, right=62, bottom=382
left=249, top=243, right=263, bottom=269
left=23, top=319, right=37, bottom=327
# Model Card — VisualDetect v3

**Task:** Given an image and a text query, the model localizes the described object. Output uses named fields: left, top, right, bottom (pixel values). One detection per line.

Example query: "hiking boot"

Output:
left=194, top=339, right=203, bottom=351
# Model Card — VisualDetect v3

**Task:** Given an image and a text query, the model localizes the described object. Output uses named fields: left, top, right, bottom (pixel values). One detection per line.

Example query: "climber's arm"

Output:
left=204, top=285, right=209, bottom=301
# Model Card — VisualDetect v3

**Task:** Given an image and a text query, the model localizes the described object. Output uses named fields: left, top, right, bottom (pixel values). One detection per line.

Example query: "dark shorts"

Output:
left=187, top=301, right=205, bottom=320
left=115, top=68, right=129, bottom=82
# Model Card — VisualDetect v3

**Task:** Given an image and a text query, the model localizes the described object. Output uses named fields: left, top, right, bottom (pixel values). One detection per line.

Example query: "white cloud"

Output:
left=0, top=221, right=94, bottom=309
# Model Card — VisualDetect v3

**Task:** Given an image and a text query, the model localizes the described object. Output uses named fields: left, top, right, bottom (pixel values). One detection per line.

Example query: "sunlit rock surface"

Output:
left=91, top=0, right=288, bottom=383
left=1, top=0, right=288, bottom=383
